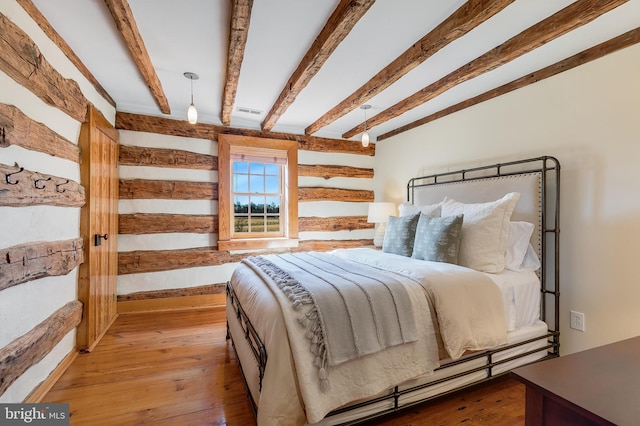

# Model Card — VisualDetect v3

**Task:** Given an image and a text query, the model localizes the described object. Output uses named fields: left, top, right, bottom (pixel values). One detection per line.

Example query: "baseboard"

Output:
left=25, top=349, right=78, bottom=403
left=117, top=293, right=225, bottom=314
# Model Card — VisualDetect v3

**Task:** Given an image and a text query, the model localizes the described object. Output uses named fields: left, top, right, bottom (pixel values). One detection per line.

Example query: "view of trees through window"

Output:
left=232, top=161, right=282, bottom=234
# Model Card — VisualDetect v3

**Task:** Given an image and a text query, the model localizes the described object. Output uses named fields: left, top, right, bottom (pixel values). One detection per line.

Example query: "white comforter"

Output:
left=229, top=248, right=508, bottom=425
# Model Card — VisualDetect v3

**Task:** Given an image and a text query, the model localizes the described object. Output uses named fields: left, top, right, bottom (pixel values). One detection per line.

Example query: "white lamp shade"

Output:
left=361, top=131, right=370, bottom=147
left=367, top=202, right=396, bottom=223
left=187, top=103, right=198, bottom=124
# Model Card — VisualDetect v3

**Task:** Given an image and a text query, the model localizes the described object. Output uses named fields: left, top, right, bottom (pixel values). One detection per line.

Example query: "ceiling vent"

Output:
left=236, top=106, right=263, bottom=116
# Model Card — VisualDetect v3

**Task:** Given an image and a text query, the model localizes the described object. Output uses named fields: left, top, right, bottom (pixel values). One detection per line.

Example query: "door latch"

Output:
left=94, top=233, right=108, bottom=246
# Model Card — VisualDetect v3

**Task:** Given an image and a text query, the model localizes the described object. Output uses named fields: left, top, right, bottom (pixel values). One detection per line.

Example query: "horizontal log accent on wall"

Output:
left=299, top=187, right=373, bottom=202
left=299, top=216, right=372, bottom=232
left=299, top=164, right=373, bottom=179
left=119, top=145, right=218, bottom=170
left=117, top=283, right=226, bottom=301
left=0, top=300, right=82, bottom=397
left=119, top=213, right=218, bottom=234
left=119, top=179, right=218, bottom=200
left=115, top=112, right=375, bottom=156
left=0, top=238, right=84, bottom=292
left=0, top=103, right=80, bottom=163
left=118, top=239, right=372, bottom=274
left=0, top=13, right=87, bottom=123
left=0, top=163, right=85, bottom=207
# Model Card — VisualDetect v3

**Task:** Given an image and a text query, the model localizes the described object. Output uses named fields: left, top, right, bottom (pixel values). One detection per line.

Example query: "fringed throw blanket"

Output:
left=243, top=252, right=418, bottom=391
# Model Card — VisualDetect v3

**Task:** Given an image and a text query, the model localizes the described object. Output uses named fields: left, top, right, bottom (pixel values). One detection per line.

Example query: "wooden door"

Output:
left=77, top=106, right=119, bottom=352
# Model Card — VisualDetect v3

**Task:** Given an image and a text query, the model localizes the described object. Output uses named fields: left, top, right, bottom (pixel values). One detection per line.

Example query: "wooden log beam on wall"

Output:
left=119, top=213, right=218, bottom=234
left=299, top=164, right=373, bottom=179
left=0, top=300, right=82, bottom=397
left=342, top=0, right=630, bottom=139
left=222, top=0, right=253, bottom=126
left=305, top=0, right=514, bottom=135
left=378, top=26, right=640, bottom=141
left=15, top=0, right=115, bottom=106
left=262, top=0, right=375, bottom=131
left=299, top=216, right=372, bottom=232
left=298, top=187, right=373, bottom=202
left=103, top=0, right=170, bottom=114
left=0, top=13, right=87, bottom=122
left=118, top=239, right=372, bottom=274
left=119, top=179, right=218, bottom=200
left=0, top=103, right=80, bottom=163
left=0, top=238, right=84, bottom=292
left=119, top=145, right=217, bottom=170
left=117, top=283, right=226, bottom=301
left=0, top=163, right=85, bottom=207
left=115, top=112, right=374, bottom=156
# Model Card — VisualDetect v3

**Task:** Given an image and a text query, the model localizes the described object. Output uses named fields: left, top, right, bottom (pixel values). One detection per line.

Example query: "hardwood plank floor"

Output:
left=43, top=308, right=526, bottom=425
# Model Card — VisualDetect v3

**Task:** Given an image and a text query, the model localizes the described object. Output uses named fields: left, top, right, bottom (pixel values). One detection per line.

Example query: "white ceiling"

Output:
left=29, top=0, right=640, bottom=141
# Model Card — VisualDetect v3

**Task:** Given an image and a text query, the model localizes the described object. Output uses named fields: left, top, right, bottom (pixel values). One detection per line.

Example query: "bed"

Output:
left=226, top=156, right=560, bottom=425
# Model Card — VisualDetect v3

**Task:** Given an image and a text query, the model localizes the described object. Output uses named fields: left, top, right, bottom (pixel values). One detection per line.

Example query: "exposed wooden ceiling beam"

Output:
left=222, top=0, right=253, bottom=126
left=262, top=0, right=375, bottom=132
left=103, top=0, right=170, bottom=114
left=17, top=0, right=116, bottom=107
left=304, top=0, right=515, bottom=136
left=342, top=0, right=629, bottom=139
left=378, top=27, right=640, bottom=141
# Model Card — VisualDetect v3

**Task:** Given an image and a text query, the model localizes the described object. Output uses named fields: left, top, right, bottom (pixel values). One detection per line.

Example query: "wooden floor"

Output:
left=43, top=308, right=526, bottom=425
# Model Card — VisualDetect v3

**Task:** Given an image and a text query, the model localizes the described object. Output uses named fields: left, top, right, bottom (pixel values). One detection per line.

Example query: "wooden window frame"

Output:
left=218, top=134, right=298, bottom=251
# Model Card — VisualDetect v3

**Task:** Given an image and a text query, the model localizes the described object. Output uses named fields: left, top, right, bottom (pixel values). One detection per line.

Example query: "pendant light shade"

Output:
left=184, top=72, right=199, bottom=125
left=360, top=104, right=371, bottom=147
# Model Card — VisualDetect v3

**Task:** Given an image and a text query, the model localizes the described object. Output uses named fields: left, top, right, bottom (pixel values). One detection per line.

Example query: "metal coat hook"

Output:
left=34, top=176, right=51, bottom=189
left=5, top=165, right=24, bottom=185
left=55, top=179, right=69, bottom=193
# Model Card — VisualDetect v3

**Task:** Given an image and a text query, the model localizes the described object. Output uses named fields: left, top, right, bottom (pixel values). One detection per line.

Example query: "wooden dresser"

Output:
left=512, top=336, right=640, bottom=425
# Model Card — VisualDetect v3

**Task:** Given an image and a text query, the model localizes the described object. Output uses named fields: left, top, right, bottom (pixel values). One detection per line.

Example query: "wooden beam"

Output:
left=298, top=187, right=373, bottom=202
left=119, top=213, right=218, bottom=234
left=119, top=179, right=217, bottom=200
left=342, top=0, right=630, bottom=139
left=299, top=164, right=373, bottom=179
left=0, top=300, right=82, bottom=397
left=0, top=12, right=87, bottom=122
left=16, top=0, right=115, bottom=106
left=0, top=163, right=85, bottom=207
left=0, top=238, right=84, bottom=292
left=304, top=0, right=515, bottom=136
left=117, top=283, right=226, bottom=301
left=119, top=145, right=218, bottom=170
left=115, top=112, right=374, bottom=156
left=262, top=0, right=375, bottom=131
left=222, top=0, right=253, bottom=126
left=103, top=0, right=170, bottom=114
left=299, top=216, right=372, bottom=232
left=0, top=103, right=80, bottom=163
left=297, top=239, right=372, bottom=251
left=379, top=27, right=640, bottom=141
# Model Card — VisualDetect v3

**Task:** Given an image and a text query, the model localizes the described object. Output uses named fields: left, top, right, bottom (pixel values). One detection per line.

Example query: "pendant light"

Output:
left=184, top=72, right=199, bottom=124
left=360, top=104, right=371, bottom=147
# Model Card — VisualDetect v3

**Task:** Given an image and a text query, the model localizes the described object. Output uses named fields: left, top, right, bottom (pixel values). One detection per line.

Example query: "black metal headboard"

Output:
left=407, top=156, right=560, bottom=354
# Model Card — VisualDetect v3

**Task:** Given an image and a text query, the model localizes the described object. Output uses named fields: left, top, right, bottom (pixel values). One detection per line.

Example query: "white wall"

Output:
left=375, top=43, right=640, bottom=356
left=0, top=1, right=115, bottom=401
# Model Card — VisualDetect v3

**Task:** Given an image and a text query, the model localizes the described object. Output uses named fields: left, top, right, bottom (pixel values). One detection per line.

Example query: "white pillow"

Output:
left=441, top=192, right=520, bottom=273
left=505, top=221, right=535, bottom=271
left=398, top=201, right=441, bottom=218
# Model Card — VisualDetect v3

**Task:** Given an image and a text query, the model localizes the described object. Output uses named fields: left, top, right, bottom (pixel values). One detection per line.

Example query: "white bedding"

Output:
left=228, top=248, right=538, bottom=425
left=483, top=269, right=540, bottom=331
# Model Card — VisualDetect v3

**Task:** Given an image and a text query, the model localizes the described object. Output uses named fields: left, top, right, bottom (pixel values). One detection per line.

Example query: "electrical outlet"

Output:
left=570, top=310, right=585, bottom=332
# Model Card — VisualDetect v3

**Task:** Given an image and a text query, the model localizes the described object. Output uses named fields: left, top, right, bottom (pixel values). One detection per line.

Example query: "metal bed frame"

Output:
left=226, top=155, right=561, bottom=425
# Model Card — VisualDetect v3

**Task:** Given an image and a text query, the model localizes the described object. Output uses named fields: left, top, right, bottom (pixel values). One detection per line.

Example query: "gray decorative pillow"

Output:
left=382, top=214, right=419, bottom=257
left=412, top=214, right=464, bottom=264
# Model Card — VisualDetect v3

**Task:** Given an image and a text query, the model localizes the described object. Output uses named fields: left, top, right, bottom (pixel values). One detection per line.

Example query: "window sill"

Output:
left=218, top=238, right=299, bottom=252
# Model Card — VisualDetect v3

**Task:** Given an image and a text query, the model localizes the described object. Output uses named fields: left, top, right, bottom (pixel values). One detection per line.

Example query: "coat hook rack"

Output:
left=34, top=176, right=51, bottom=189
left=55, top=179, right=69, bottom=193
left=5, top=165, right=24, bottom=185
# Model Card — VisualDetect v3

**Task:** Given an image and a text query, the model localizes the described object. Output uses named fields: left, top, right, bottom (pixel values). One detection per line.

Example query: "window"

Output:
left=218, top=134, right=298, bottom=251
